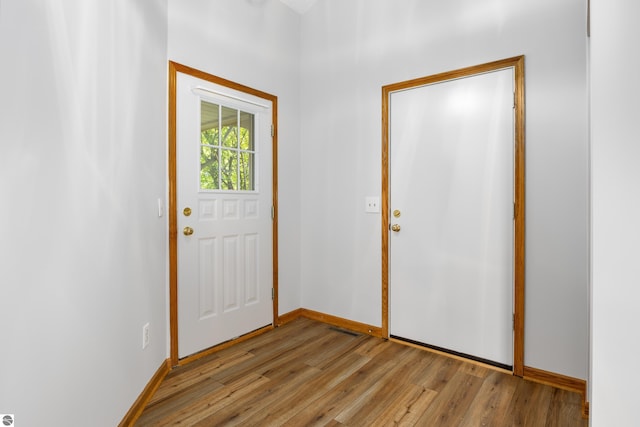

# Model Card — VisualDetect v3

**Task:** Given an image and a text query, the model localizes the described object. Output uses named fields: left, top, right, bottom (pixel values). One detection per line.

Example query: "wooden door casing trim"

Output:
left=381, top=55, right=526, bottom=377
left=168, top=61, right=279, bottom=367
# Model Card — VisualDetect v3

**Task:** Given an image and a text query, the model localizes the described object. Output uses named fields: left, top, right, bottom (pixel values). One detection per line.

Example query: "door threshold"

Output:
left=177, top=324, right=273, bottom=367
left=390, top=335, right=513, bottom=373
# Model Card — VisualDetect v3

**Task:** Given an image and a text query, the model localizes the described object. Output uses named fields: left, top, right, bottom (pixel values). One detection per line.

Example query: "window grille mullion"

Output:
left=237, top=110, right=241, bottom=191
left=217, top=104, right=222, bottom=190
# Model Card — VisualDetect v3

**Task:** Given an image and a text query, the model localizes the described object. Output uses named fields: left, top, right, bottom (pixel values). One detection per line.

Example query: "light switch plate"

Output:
left=365, top=196, right=380, bottom=213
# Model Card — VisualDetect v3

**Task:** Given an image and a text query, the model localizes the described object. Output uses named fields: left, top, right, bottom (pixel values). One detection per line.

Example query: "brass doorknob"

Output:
left=391, top=224, right=401, bottom=232
left=183, top=226, right=194, bottom=236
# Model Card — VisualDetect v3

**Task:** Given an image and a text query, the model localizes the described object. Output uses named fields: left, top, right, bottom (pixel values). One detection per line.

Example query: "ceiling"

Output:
left=278, top=0, right=318, bottom=14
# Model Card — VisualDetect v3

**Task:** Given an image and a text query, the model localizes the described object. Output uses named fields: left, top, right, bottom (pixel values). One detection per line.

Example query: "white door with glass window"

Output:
left=176, top=72, right=273, bottom=359
left=389, top=69, right=515, bottom=367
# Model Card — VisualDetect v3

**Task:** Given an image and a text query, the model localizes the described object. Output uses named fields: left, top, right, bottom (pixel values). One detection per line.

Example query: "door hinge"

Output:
left=271, top=124, right=274, bottom=137
left=513, top=91, right=516, bottom=109
left=513, top=313, right=516, bottom=331
left=272, top=288, right=275, bottom=300
left=271, top=205, right=275, bottom=220
left=513, top=202, right=516, bottom=220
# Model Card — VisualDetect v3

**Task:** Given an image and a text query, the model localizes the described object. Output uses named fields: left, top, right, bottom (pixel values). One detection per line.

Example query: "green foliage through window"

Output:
left=200, top=101, right=255, bottom=191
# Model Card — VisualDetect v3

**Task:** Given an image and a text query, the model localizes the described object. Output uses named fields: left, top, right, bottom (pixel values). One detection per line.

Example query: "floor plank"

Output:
left=503, top=378, right=555, bottom=427
left=415, top=371, right=484, bottom=426
left=135, top=318, right=587, bottom=426
left=459, top=370, right=520, bottom=426
left=369, top=383, right=438, bottom=426
left=256, top=351, right=371, bottom=425
left=281, top=345, right=412, bottom=426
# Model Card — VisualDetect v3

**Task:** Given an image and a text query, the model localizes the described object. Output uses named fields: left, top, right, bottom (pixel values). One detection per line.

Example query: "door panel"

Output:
left=389, top=69, right=514, bottom=367
left=176, top=72, right=273, bottom=359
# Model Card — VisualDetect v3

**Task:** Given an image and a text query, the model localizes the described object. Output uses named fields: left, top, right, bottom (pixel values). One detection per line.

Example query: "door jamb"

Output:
left=168, top=61, right=279, bottom=367
left=380, top=56, right=525, bottom=376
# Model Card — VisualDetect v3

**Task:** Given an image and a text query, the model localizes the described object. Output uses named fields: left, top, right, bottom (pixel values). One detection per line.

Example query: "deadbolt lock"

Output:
left=183, top=207, right=192, bottom=217
left=393, top=209, right=401, bottom=218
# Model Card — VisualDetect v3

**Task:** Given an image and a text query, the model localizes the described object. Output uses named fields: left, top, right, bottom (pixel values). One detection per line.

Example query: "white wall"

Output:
left=299, top=0, right=589, bottom=379
left=590, top=0, right=640, bottom=424
left=168, top=0, right=303, bottom=315
left=0, top=1, right=168, bottom=425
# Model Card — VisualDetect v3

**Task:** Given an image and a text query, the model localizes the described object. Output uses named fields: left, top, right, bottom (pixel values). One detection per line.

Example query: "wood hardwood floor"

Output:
left=136, top=318, right=587, bottom=426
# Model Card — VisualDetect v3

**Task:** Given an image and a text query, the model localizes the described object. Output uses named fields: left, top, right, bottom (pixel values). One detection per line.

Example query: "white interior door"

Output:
left=389, top=69, right=515, bottom=367
left=176, top=72, right=273, bottom=359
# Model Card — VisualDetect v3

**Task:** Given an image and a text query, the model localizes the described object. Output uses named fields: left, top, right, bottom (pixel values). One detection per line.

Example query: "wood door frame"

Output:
left=168, top=61, right=279, bottom=366
left=381, top=56, right=525, bottom=376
